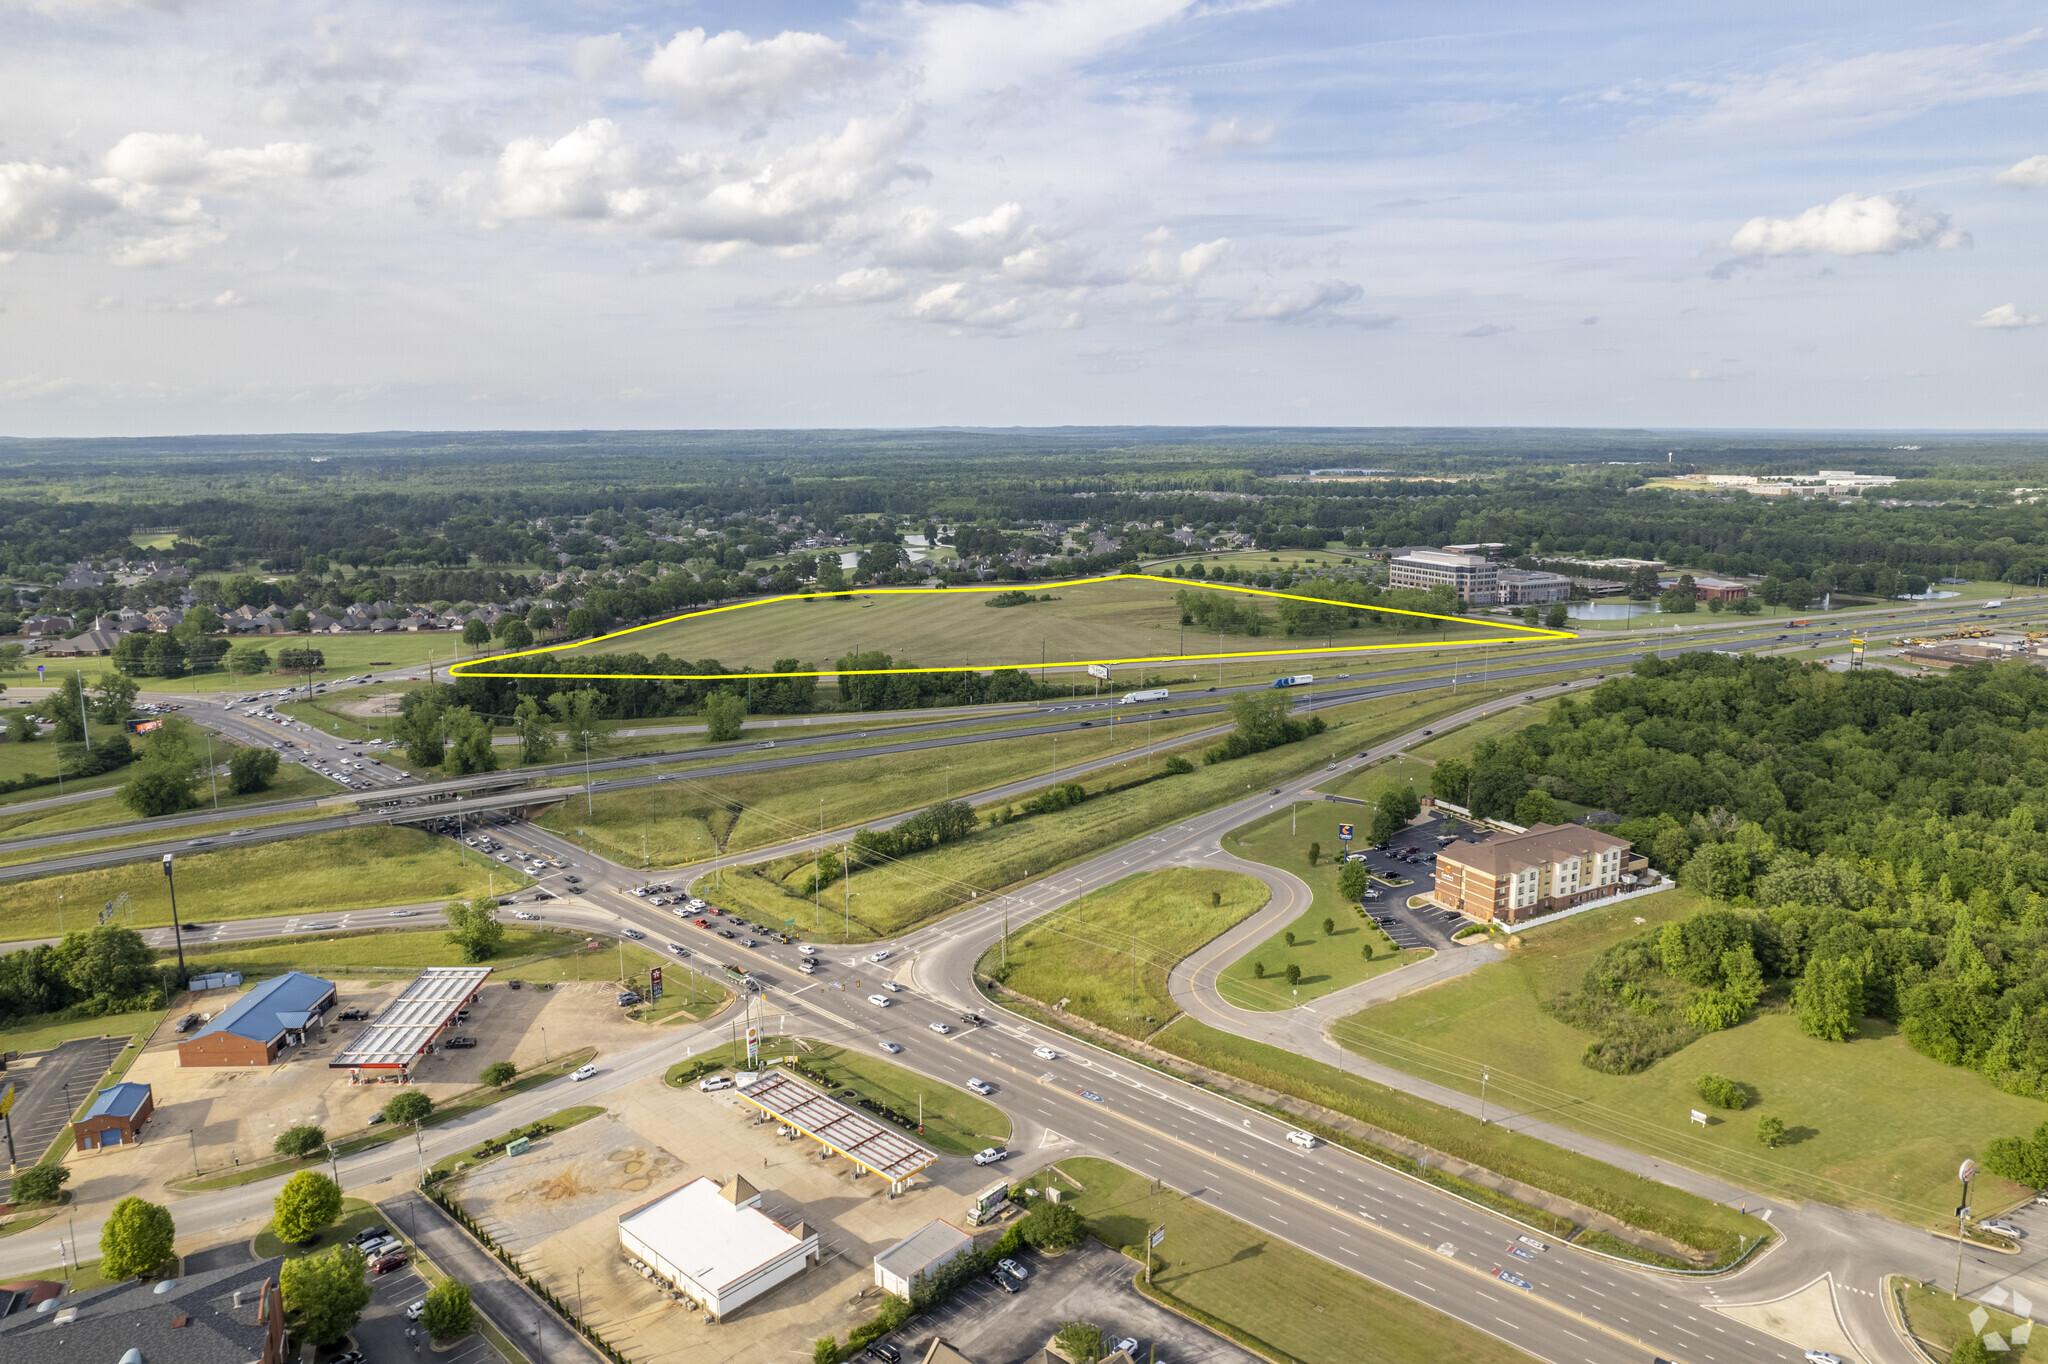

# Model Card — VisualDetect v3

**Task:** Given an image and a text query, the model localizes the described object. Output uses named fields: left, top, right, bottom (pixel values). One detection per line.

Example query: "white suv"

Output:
left=1287, top=1130, right=1318, bottom=1149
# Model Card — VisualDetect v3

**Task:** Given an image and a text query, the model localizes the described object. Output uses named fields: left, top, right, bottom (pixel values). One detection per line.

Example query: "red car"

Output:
left=370, top=1252, right=408, bottom=1274
left=695, top=918, right=711, bottom=928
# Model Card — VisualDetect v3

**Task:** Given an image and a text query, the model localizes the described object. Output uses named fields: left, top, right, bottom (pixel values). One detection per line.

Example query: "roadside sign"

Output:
left=1149, top=1226, right=1165, bottom=1248
left=1338, top=823, right=1354, bottom=842
left=0, top=1082, right=15, bottom=1117
left=648, top=966, right=663, bottom=1002
left=1961, top=1158, right=1979, bottom=1183
left=1087, top=664, right=1111, bottom=681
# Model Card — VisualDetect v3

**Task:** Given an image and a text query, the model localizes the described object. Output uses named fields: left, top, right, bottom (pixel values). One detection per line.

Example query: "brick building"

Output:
left=177, top=971, right=336, bottom=1067
left=1430, top=823, right=1634, bottom=924
left=71, top=1081, right=153, bottom=1151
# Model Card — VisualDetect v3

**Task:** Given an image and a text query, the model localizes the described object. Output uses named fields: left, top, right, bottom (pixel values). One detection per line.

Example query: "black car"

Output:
left=863, top=1345, right=902, bottom=1364
left=350, top=1225, right=390, bottom=1246
left=960, top=1013, right=985, bottom=1027
left=444, top=1036, right=477, bottom=1049
left=181, top=922, right=207, bottom=932
left=338, top=1007, right=368, bottom=1021
left=720, top=929, right=735, bottom=938
left=989, top=1268, right=1023, bottom=1294
left=174, top=1012, right=201, bottom=1033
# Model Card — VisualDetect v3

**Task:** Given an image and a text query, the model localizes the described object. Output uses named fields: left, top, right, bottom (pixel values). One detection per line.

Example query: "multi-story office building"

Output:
left=1387, top=550, right=1497, bottom=604
left=1430, top=823, right=1633, bottom=924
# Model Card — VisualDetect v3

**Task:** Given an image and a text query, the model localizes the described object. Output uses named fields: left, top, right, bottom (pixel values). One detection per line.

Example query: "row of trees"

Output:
left=0, top=926, right=169, bottom=1025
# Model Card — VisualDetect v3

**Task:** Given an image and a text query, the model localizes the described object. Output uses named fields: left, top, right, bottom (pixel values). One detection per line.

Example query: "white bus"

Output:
left=1119, top=688, right=1169, bottom=705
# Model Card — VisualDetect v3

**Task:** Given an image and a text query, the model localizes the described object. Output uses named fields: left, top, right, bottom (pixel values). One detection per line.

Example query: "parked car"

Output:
left=1981, top=1220, right=2024, bottom=1238
left=988, top=1269, right=1020, bottom=1294
left=997, top=1258, right=1029, bottom=1280
left=444, top=1036, right=478, bottom=1049
left=174, top=1013, right=201, bottom=1033
left=616, top=991, right=642, bottom=1006
left=863, top=1344, right=902, bottom=1364
left=369, top=1252, right=409, bottom=1274
left=699, top=1075, right=734, bottom=1091
left=350, top=1225, right=391, bottom=1247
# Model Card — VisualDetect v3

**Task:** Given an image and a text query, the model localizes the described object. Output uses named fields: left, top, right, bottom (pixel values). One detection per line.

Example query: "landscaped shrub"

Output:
left=1694, top=1073, right=1748, bottom=1110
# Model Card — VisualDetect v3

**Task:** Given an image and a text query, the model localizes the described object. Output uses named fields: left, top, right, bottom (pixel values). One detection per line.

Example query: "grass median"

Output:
left=976, top=868, right=1267, bottom=1038
left=534, top=709, right=1220, bottom=866
left=1049, top=1156, right=1539, bottom=1364
left=1214, top=805, right=1414, bottom=1009
left=707, top=678, right=1554, bottom=943
left=1149, top=1017, right=1765, bottom=1264
left=1895, top=1276, right=2041, bottom=1361
left=0, top=826, right=513, bottom=939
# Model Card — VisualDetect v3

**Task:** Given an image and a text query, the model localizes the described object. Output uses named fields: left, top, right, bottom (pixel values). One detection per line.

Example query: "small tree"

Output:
left=121, top=765, right=199, bottom=818
left=443, top=898, right=506, bottom=963
left=1055, top=1321, right=1105, bottom=1363
left=383, top=1090, right=433, bottom=1125
left=1283, top=929, right=1296, bottom=947
left=228, top=745, right=280, bottom=795
left=1337, top=862, right=1370, bottom=900
left=1210, top=889, right=1221, bottom=907
left=1018, top=1200, right=1085, bottom=1251
left=1284, top=963, right=1302, bottom=986
left=461, top=619, right=490, bottom=651
left=702, top=690, right=747, bottom=742
left=1252, top=960, right=1265, bottom=978
left=1321, top=916, right=1335, bottom=937
left=1307, top=841, right=1321, bottom=867
left=281, top=1245, right=373, bottom=1345
left=419, top=1278, right=475, bottom=1340
left=271, top=1170, right=344, bottom=1244
left=273, top=1124, right=327, bottom=1158
left=1362, top=941, right=1374, bottom=961
left=480, top=1060, right=518, bottom=1088
left=1952, top=1337, right=1996, bottom=1364
left=99, top=1196, right=176, bottom=1280
left=1756, top=1114, right=1786, bottom=1148
left=11, top=1163, right=69, bottom=1204
left=813, top=1337, right=843, bottom=1364
left=1694, top=1074, right=1747, bottom=1110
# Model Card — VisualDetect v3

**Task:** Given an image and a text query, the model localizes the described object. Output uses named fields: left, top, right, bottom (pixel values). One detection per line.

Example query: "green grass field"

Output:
left=1050, top=1157, right=1538, bottom=1364
left=1406, top=705, right=1540, bottom=763
left=251, top=1197, right=382, bottom=1260
left=1336, top=889, right=2046, bottom=1221
left=27, top=632, right=465, bottom=694
left=703, top=686, right=1509, bottom=942
left=0, top=1007, right=165, bottom=1054
left=1313, top=753, right=1436, bottom=804
left=1897, top=1278, right=2040, bottom=1361
left=1214, top=806, right=1413, bottom=1009
left=492, top=573, right=1514, bottom=680
left=780, top=1043, right=1010, bottom=1158
left=978, top=868, right=1267, bottom=1038
left=536, top=711, right=1221, bottom=867
left=0, top=826, right=512, bottom=940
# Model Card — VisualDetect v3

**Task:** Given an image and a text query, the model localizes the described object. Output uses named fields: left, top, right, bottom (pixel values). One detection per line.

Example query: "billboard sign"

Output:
left=1337, top=823, right=1354, bottom=842
left=1086, top=664, right=1111, bottom=681
left=648, top=966, right=663, bottom=1002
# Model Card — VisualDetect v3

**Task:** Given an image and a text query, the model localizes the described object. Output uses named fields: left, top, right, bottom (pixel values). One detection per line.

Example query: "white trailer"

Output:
left=1119, top=688, right=1169, bottom=705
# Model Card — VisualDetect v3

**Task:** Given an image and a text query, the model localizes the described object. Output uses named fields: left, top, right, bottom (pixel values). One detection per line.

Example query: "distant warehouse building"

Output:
left=1387, top=550, right=1497, bottom=605
left=1430, top=824, right=1636, bottom=925
left=178, top=971, right=336, bottom=1068
left=618, top=1175, right=820, bottom=1319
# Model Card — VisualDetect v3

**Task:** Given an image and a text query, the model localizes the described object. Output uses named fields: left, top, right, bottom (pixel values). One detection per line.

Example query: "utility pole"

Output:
left=584, top=733, right=593, bottom=817
left=815, top=799, right=823, bottom=931
left=205, top=731, right=219, bottom=809
left=1478, top=1067, right=1490, bottom=1125
left=76, top=669, right=90, bottom=753
left=163, top=854, right=187, bottom=978
left=1955, top=1158, right=1977, bottom=1298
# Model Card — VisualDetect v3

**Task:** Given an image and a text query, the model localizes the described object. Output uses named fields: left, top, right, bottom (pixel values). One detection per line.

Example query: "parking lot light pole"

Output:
left=163, top=854, right=187, bottom=978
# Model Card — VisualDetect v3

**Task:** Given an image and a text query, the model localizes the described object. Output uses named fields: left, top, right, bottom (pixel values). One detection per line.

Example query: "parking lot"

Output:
left=352, top=1227, right=498, bottom=1364
left=0, top=1035, right=129, bottom=1201
left=1339, top=811, right=1494, bottom=949
left=894, top=1239, right=1260, bottom=1364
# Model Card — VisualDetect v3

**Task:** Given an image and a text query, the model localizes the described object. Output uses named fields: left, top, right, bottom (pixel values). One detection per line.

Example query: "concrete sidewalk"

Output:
left=381, top=1188, right=605, bottom=1364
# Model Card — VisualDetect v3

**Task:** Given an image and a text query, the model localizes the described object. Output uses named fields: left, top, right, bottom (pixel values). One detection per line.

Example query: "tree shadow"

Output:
left=1780, top=1125, right=1820, bottom=1147
left=1297, top=974, right=1332, bottom=988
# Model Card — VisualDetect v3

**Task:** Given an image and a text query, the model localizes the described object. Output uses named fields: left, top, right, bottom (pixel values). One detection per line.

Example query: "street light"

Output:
left=163, top=854, right=188, bottom=978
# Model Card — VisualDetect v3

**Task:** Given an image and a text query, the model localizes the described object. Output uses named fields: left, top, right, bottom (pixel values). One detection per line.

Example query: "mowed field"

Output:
left=497, top=574, right=1512, bottom=677
left=1337, top=888, right=2047, bottom=1220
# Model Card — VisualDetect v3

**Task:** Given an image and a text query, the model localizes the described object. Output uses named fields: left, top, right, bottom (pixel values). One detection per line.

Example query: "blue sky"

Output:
left=1, top=0, right=2044, bottom=435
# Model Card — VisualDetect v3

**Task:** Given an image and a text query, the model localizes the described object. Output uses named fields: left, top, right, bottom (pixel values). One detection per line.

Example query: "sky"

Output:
left=1, top=0, right=2045, bottom=436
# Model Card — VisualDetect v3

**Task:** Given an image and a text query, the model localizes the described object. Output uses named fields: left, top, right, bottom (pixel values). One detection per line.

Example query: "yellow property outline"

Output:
left=448, top=572, right=1576, bottom=681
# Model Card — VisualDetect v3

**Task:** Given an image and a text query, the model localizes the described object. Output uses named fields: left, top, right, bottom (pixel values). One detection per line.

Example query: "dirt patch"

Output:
left=336, top=693, right=407, bottom=718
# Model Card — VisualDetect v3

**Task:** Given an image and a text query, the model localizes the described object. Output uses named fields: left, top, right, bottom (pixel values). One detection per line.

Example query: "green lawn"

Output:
left=1150, top=1018, right=1764, bottom=1262
left=430, top=1104, right=606, bottom=1180
left=251, top=1197, right=382, bottom=1259
left=1050, top=1157, right=1539, bottom=1364
left=1337, top=889, right=2046, bottom=1221
left=0, top=1006, right=166, bottom=1053
left=175, top=926, right=580, bottom=978
left=535, top=710, right=1220, bottom=867
left=0, top=826, right=512, bottom=940
left=1313, top=754, right=1436, bottom=804
left=1215, top=805, right=1413, bottom=1009
left=706, top=680, right=1545, bottom=943
left=775, top=1043, right=1010, bottom=1158
left=977, top=868, right=1267, bottom=1038
left=1897, top=1278, right=2040, bottom=1361
left=0, top=737, right=133, bottom=808
left=46, top=633, right=470, bottom=693
left=1407, top=705, right=1540, bottom=764
left=0, top=758, right=342, bottom=845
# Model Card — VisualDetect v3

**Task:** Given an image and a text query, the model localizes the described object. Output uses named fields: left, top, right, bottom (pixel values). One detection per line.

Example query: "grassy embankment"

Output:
left=1213, top=804, right=1414, bottom=1009
left=538, top=710, right=1222, bottom=867
left=707, top=677, right=1561, bottom=943
left=1050, top=1157, right=1538, bottom=1364
left=977, top=868, right=1267, bottom=1038
left=0, top=759, right=343, bottom=845
left=428, top=1104, right=606, bottom=1180
left=1340, top=887, right=2048, bottom=1221
left=0, top=738, right=131, bottom=807
left=0, top=826, right=512, bottom=940
left=1895, top=1277, right=2041, bottom=1361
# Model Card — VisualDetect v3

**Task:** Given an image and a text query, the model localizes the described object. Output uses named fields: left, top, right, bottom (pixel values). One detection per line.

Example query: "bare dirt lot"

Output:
left=78, top=979, right=662, bottom=1205
left=450, top=1065, right=1002, bottom=1364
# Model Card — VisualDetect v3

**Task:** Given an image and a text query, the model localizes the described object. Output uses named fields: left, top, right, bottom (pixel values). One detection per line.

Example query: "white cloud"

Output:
left=0, top=162, right=115, bottom=252
left=872, top=200, right=1037, bottom=271
left=1659, top=33, right=2048, bottom=140
left=1971, top=303, right=2042, bottom=328
left=1726, top=192, right=1969, bottom=256
left=1461, top=322, right=1513, bottom=338
left=642, top=27, right=853, bottom=122
left=1198, top=117, right=1273, bottom=152
left=909, top=280, right=1025, bottom=328
left=1135, top=235, right=1228, bottom=285
left=905, top=0, right=1196, bottom=102
left=1231, top=279, right=1366, bottom=323
left=1996, top=154, right=2048, bottom=187
left=256, top=24, right=416, bottom=127
left=490, top=105, right=927, bottom=246
left=778, top=266, right=909, bottom=307
left=103, top=132, right=355, bottom=188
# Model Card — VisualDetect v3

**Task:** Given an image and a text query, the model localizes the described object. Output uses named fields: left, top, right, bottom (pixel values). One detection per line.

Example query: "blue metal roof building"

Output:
left=179, top=971, right=337, bottom=1067
left=72, top=1081, right=154, bottom=1150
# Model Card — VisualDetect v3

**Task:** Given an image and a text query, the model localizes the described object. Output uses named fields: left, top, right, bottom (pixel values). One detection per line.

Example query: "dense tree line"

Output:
left=0, top=926, right=170, bottom=1024
left=1476, top=653, right=2048, bottom=1099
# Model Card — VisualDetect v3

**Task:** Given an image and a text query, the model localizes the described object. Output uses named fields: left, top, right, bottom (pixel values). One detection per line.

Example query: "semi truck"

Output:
left=1270, top=673, right=1315, bottom=689
left=1119, top=688, right=1169, bottom=704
